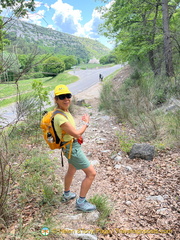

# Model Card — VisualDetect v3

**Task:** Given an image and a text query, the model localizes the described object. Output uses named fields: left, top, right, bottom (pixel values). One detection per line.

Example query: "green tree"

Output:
left=0, top=17, right=10, bottom=52
left=43, top=56, right=65, bottom=76
left=18, top=54, right=46, bottom=73
left=162, top=0, right=174, bottom=77
left=0, top=0, right=35, bottom=17
left=0, top=51, right=21, bottom=82
left=0, top=0, right=37, bottom=82
left=100, top=55, right=108, bottom=65
left=18, top=54, right=29, bottom=69
left=100, top=54, right=117, bottom=64
left=100, top=0, right=179, bottom=76
left=63, top=55, right=77, bottom=70
left=0, top=17, right=10, bottom=77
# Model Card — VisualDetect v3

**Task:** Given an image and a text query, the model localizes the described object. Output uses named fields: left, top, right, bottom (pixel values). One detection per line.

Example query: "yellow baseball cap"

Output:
left=54, top=84, right=71, bottom=96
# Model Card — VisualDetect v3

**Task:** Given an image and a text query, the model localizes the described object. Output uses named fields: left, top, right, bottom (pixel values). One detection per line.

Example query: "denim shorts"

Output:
left=63, top=141, right=90, bottom=170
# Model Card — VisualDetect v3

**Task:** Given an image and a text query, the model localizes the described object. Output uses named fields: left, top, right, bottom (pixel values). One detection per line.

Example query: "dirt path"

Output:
left=49, top=71, right=179, bottom=239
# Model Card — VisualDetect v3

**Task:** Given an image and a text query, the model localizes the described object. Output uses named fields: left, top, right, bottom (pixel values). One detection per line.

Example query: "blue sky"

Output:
left=2, top=0, right=114, bottom=49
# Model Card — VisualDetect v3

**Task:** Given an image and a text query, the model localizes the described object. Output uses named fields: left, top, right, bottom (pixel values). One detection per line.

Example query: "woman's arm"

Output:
left=60, top=113, right=89, bottom=139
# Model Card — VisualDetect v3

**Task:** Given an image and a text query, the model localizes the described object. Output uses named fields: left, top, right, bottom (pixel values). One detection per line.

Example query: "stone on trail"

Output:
left=129, top=143, right=155, bottom=161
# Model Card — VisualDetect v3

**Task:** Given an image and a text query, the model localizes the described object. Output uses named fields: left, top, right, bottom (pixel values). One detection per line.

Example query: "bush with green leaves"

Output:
left=60, top=55, right=78, bottom=70
left=43, top=56, right=65, bottom=76
left=100, top=54, right=117, bottom=65
left=32, top=79, right=50, bottom=109
left=117, top=132, right=136, bottom=154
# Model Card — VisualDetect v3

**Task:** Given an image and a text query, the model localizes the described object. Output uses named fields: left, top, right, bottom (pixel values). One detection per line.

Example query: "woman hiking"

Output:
left=53, top=84, right=96, bottom=212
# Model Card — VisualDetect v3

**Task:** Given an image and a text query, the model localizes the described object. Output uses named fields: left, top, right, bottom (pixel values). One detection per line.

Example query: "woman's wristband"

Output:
left=84, top=122, right=89, bottom=127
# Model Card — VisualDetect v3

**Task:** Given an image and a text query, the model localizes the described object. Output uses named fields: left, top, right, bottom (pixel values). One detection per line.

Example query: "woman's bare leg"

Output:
left=79, top=164, right=96, bottom=197
left=64, top=163, right=76, bottom=191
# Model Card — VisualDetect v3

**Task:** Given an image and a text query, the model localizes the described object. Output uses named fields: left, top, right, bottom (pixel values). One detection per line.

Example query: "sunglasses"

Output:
left=58, top=94, right=72, bottom=100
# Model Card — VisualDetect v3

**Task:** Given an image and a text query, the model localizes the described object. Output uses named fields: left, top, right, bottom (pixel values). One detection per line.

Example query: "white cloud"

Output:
left=44, top=3, right=50, bottom=11
left=50, top=0, right=105, bottom=41
left=34, top=1, right=42, bottom=8
left=35, top=1, right=50, bottom=10
left=83, top=9, right=103, bottom=38
left=51, top=0, right=82, bottom=34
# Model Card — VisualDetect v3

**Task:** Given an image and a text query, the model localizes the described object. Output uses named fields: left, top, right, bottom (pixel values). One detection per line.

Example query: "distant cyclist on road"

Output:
left=99, top=73, right=103, bottom=82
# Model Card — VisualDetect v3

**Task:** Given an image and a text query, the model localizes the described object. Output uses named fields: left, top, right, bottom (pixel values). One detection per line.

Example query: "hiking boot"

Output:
left=76, top=199, right=96, bottom=212
left=61, top=192, right=76, bottom=202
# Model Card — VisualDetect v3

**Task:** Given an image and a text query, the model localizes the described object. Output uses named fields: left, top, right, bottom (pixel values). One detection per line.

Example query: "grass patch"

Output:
left=117, top=131, right=136, bottom=154
left=150, top=110, right=180, bottom=149
left=0, top=96, right=17, bottom=107
left=104, top=68, right=121, bottom=82
left=89, top=194, right=113, bottom=228
left=0, top=72, right=78, bottom=108
left=18, top=153, right=62, bottom=206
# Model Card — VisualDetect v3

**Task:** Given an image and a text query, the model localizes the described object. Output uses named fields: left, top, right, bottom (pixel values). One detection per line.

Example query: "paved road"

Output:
left=67, top=64, right=123, bottom=95
left=0, top=64, right=123, bottom=127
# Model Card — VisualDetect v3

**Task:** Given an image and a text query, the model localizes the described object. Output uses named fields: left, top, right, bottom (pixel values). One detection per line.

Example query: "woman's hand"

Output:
left=60, top=113, right=90, bottom=139
left=82, top=113, right=90, bottom=123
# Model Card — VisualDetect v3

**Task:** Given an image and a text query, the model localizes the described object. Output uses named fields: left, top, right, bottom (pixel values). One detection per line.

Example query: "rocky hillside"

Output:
left=4, top=18, right=110, bottom=60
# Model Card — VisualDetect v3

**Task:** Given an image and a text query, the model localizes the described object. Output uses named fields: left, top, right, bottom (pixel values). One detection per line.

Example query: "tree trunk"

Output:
left=162, top=0, right=174, bottom=77
left=148, top=50, right=157, bottom=76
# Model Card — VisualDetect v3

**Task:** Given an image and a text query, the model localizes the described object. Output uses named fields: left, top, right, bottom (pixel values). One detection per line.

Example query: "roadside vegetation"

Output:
left=0, top=114, right=64, bottom=239
left=100, top=66, right=180, bottom=151
left=99, top=0, right=180, bottom=151
left=0, top=72, right=78, bottom=108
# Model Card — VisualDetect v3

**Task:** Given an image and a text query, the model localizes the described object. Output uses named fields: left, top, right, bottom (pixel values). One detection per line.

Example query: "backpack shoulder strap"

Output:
left=52, top=109, right=68, bottom=119
left=52, top=110, right=70, bottom=167
left=51, top=109, right=68, bottom=143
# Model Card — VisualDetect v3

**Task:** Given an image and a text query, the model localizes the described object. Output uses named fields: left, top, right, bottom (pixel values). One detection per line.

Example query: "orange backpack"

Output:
left=40, top=109, right=74, bottom=166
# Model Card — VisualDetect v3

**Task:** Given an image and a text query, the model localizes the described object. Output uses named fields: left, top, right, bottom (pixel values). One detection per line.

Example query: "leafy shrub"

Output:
left=151, top=75, right=180, bottom=105
left=117, top=132, right=136, bottom=154
left=32, top=72, right=44, bottom=78
left=43, top=56, right=65, bottom=76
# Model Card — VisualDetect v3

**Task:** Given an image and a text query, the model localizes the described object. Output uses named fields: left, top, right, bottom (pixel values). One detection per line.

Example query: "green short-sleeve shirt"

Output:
left=54, top=110, right=75, bottom=142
